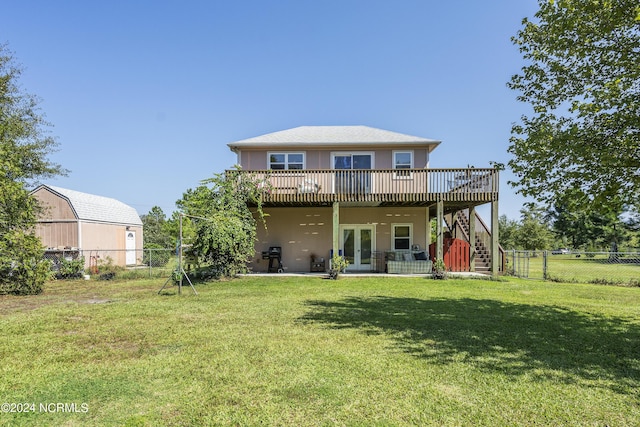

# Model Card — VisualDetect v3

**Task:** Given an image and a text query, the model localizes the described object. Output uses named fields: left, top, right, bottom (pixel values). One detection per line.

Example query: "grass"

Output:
left=1, top=275, right=639, bottom=426
left=510, top=252, right=640, bottom=284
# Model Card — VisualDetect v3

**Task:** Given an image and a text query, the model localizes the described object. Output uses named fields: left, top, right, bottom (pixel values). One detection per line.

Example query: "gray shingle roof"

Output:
left=36, top=185, right=142, bottom=225
left=228, top=126, right=441, bottom=149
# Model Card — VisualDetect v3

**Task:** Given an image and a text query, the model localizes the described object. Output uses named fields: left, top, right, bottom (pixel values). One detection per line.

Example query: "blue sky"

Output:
left=5, top=0, right=538, bottom=220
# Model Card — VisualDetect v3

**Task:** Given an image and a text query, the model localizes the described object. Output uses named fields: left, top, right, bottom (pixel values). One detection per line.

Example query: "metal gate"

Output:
left=509, top=250, right=546, bottom=280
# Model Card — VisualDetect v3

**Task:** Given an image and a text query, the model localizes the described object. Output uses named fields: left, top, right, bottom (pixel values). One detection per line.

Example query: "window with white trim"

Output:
left=268, top=153, right=304, bottom=170
left=392, top=224, right=412, bottom=251
left=393, top=151, right=413, bottom=177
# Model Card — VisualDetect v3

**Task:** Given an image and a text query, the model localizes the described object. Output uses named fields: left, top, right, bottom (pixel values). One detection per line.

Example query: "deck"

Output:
left=230, top=168, right=499, bottom=207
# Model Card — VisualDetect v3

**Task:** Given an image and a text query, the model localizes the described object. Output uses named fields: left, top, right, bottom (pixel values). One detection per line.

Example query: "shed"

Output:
left=30, top=185, right=143, bottom=267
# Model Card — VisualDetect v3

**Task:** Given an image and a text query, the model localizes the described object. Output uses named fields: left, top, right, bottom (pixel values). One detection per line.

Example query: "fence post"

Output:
left=543, top=250, right=548, bottom=280
left=148, top=248, right=152, bottom=278
left=512, top=250, right=516, bottom=276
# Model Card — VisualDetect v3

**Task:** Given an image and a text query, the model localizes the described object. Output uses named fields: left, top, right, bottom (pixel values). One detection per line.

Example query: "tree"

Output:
left=498, top=214, right=520, bottom=250
left=516, top=204, right=555, bottom=251
left=624, top=212, right=640, bottom=249
left=0, top=44, right=66, bottom=294
left=140, top=206, right=175, bottom=266
left=176, top=168, right=266, bottom=278
left=508, top=1, right=640, bottom=210
left=140, top=206, right=174, bottom=248
left=548, top=189, right=631, bottom=251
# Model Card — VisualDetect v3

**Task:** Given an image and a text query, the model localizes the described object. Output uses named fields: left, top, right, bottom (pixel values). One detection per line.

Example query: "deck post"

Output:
left=425, top=207, right=431, bottom=248
left=469, top=206, right=476, bottom=272
left=332, top=202, right=340, bottom=258
left=436, top=199, right=444, bottom=262
left=491, top=200, right=499, bottom=277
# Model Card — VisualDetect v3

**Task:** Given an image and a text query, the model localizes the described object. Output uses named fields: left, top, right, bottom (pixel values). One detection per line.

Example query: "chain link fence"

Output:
left=508, top=250, right=640, bottom=285
left=44, top=248, right=176, bottom=279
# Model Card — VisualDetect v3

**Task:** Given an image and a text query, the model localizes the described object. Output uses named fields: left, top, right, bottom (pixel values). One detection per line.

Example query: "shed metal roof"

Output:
left=228, top=126, right=441, bottom=150
left=34, top=185, right=142, bottom=225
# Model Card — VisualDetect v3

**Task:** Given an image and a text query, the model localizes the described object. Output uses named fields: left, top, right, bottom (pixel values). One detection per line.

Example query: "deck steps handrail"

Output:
left=447, top=209, right=505, bottom=272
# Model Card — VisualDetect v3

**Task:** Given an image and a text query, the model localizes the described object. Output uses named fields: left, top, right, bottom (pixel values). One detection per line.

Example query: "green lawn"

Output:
left=1, top=276, right=639, bottom=426
left=512, top=252, right=640, bottom=283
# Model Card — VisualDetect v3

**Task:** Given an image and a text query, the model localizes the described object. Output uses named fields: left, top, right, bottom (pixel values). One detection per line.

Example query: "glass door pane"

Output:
left=334, top=154, right=372, bottom=195
left=334, top=155, right=351, bottom=193
left=353, top=155, right=371, bottom=194
left=342, top=229, right=355, bottom=265
left=360, top=229, right=372, bottom=265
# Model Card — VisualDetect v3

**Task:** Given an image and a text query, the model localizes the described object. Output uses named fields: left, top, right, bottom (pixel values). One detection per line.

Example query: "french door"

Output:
left=333, top=153, right=372, bottom=194
left=340, top=225, right=375, bottom=271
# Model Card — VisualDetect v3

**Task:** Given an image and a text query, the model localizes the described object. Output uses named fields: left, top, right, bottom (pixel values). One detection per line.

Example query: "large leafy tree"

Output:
left=0, top=44, right=65, bottom=294
left=176, top=169, right=266, bottom=278
left=508, top=1, right=640, bottom=210
left=549, top=190, right=631, bottom=251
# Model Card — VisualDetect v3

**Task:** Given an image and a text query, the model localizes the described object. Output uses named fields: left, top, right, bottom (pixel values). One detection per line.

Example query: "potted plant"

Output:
left=328, top=254, right=349, bottom=280
left=432, top=258, right=447, bottom=280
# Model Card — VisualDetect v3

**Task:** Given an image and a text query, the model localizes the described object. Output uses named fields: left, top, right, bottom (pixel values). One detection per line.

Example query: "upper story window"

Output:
left=268, top=153, right=304, bottom=170
left=393, top=151, right=413, bottom=177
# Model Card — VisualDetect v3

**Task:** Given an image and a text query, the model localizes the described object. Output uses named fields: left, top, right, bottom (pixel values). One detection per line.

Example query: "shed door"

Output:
left=125, top=231, right=136, bottom=265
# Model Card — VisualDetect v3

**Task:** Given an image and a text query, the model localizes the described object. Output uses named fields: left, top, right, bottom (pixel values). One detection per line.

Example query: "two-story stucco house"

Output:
left=228, top=126, right=502, bottom=275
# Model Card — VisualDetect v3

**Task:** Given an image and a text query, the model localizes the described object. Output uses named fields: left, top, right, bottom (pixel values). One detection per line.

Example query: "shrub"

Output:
left=589, top=278, right=640, bottom=287
left=328, top=255, right=349, bottom=280
left=55, top=256, right=85, bottom=279
left=0, top=231, right=50, bottom=295
left=93, top=256, right=124, bottom=278
left=432, top=258, right=448, bottom=280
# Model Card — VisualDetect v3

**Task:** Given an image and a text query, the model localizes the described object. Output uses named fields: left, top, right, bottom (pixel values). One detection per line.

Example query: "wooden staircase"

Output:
left=453, top=211, right=490, bottom=273
left=445, top=209, right=502, bottom=274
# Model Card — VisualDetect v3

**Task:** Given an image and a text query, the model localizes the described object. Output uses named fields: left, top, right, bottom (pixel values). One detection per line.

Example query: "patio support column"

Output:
left=491, top=199, right=499, bottom=277
left=436, top=199, right=444, bottom=262
left=425, top=207, right=431, bottom=249
left=332, top=202, right=340, bottom=257
left=469, top=206, right=476, bottom=272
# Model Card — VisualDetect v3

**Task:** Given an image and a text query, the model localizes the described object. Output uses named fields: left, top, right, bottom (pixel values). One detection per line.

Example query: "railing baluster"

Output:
left=230, top=167, right=497, bottom=204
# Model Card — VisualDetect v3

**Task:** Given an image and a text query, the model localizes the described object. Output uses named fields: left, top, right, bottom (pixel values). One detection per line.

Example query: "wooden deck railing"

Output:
left=229, top=168, right=498, bottom=205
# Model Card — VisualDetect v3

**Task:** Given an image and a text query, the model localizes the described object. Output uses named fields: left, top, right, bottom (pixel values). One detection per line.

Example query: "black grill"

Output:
left=265, top=246, right=283, bottom=273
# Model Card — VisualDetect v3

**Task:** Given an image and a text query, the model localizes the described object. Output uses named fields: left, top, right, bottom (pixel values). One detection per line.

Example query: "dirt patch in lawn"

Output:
left=0, top=280, right=122, bottom=315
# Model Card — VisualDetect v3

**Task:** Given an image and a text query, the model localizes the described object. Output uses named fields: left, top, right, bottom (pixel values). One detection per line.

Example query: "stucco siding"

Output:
left=306, top=150, right=324, bottom=169
left=340, top=207, right=428, bottom=253
left=253, top=207, right=332, bottom=273
left=250, top=206, right=429, bottom=273
left=239, top=147, right=430, bottom=171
